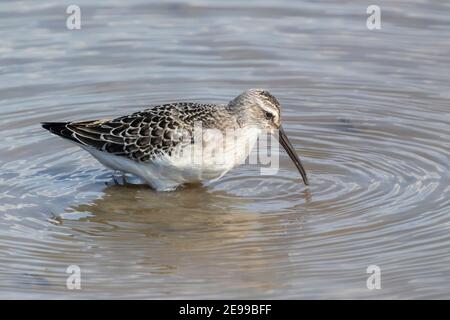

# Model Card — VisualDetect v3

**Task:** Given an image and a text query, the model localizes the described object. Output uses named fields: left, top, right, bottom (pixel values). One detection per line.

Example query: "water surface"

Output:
left=0, top=0, right=449, bottom=299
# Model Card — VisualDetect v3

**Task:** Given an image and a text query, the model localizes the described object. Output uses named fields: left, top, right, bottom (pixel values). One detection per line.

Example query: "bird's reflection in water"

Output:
left=54, top=183, right=310, bottom=297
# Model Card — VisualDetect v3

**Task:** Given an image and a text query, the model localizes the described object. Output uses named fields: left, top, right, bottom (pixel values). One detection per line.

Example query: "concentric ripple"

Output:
left=212, top=98, right=450, bottom=221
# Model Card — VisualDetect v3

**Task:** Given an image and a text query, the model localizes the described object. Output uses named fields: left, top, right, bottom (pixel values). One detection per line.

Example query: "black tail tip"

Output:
left=41, top=122, right=52, bottom=130
left=41, top=121, right=81, bottom=144
left=41, top=122, right=66, bottom=131
left=41, top=122, right=72, bottom=139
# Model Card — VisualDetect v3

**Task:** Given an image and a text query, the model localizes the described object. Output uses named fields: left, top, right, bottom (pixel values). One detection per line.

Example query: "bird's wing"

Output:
left=42, top=103, right=219, bottom=162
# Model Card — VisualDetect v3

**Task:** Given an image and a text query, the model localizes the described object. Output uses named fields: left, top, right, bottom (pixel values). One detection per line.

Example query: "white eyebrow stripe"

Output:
left=259, top=102, right=280, bottom=116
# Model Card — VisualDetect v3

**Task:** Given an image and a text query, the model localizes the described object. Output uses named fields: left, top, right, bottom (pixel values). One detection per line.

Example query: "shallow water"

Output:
left=1, top=0, right=449, bottom=299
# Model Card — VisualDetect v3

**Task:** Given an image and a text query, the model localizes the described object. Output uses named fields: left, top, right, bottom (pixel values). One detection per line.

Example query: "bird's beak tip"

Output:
left=278, top=126, right=309, bottom=187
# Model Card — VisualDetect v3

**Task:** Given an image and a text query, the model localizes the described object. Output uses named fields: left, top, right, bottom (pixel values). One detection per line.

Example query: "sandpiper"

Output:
left=42, top=89, right=309, bottom=191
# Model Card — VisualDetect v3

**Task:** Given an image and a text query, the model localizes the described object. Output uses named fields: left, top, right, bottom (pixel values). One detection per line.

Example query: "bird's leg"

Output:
left=112, top=175, right=120, bottom=185
left=122, top=173, right=127, bottom=185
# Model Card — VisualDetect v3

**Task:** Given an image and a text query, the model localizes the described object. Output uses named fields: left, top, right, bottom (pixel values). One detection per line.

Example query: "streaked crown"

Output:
left=228, top=89, right=282, bottom=129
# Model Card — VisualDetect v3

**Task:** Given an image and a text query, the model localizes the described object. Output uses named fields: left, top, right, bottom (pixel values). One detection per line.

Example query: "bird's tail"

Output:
left=41, top=122, right=79, bottom=144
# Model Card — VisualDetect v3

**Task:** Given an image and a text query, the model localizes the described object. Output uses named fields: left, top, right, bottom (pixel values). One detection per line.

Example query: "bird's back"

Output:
left=42, top=102, right=233, bottom=163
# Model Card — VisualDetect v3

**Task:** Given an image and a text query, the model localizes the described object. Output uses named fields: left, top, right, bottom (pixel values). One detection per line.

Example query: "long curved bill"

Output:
left=278, top=126, right=309, bottom=185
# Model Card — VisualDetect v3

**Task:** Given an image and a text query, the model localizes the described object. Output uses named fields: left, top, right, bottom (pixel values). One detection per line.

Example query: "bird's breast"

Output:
left=163, top=126, right=261, bottom=177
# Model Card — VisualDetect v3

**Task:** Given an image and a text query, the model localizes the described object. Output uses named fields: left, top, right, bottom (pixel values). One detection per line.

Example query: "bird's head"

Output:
left=228, top=89, right=281, bottom=131
left=228, top=89, right=309, bottom=185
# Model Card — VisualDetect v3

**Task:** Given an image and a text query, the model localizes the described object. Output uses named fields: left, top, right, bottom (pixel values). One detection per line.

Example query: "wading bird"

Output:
left=42, top=89, right=309, bottom=191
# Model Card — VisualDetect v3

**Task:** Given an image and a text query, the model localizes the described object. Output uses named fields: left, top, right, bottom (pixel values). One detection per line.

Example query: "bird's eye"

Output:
left=265, top=112, right=274, bottom=120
